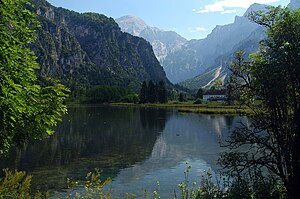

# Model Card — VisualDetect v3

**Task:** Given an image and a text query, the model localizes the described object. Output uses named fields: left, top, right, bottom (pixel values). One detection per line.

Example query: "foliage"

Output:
left=193, top=99, right=202, bottom=104
left=221, top=7, right=300, bottom=199
left=173, top=163, right=286, bottom=199
left=83, top=86, right=131, bottom=103
left=140, top=81, right=148, bottom=103
left=0, top=169, right=49, bottom=198
left=147, top=80, right=157, bottom=103
left=178, top=93, right=186, bottom=102
left=157, top=80, right=167, bottom=103
left=121, top=93, right=139, bottom=103
left=212, top=79, right=223, bottom=89
left=196, top=88, right=204, bottom=99
left=0, top=0, right=68, bottom=155
left=0, top=166, right=286, bottom=199
left=226, top=169, right=286, bottom=199
left=139, top=80, right=168, bottom=103
left=62, top=169, right=113, bottom=199
left=225, top=82, right=239, bottom=105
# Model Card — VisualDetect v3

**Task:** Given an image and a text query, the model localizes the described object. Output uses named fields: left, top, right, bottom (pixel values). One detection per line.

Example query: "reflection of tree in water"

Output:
left=140, top=107, right=167, bottom=131
left=225, top=116, right=234, bottom=129
left=0, top=106, right=169, bottom=192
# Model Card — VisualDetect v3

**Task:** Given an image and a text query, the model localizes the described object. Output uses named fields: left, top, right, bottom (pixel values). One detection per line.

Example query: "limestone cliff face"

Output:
left=30, top=0, right=169, bottom=91
left=116, top=16, right=187, bottom=63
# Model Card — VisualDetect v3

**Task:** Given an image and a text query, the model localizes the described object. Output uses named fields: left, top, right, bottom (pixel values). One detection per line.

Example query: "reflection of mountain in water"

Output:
left=108, top=114, right=248, bottom=197
left=0, top=106, right=169, bottom=191
left=151, top=114, right=247, bottom=167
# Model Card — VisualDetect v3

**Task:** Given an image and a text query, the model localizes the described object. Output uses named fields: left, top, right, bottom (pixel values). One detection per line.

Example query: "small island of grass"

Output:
left=111, top=101, right=252, bottom=115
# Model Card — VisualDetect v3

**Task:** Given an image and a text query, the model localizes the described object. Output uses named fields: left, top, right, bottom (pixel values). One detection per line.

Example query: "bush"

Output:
left=121, top=94, right=139, bottom=103
left=0, top=169, right=48, bottom=198
left=193, top=99, right=202, bottom=104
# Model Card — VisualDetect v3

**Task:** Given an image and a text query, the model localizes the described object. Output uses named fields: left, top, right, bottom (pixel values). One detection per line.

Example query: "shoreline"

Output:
left=110, top=102, right=252, bottom=115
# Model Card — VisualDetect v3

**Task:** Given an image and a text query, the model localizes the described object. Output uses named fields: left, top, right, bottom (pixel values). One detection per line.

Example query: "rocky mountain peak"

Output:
left=243, top=3, right=267, bottom=17
left=116, top=15, right=187, bottom=63
left=115, top=15, right=148, bottom=36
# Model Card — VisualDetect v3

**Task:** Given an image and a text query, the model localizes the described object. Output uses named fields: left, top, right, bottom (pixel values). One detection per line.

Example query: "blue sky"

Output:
left=46, top=0, right=290, bottom=40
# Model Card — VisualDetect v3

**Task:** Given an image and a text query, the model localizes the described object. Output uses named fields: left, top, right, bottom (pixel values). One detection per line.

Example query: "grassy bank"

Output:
left=111, top=101, right=252, bottom=115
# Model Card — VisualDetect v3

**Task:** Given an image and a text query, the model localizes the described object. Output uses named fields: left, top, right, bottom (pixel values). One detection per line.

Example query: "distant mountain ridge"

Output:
left=116, top=16, right=187, bottom=63
left=162, top=4, right=265, bottom=84
left=178, top=1, right=299, bottom=90
left=288, top=0, right=300, bottom=9
left=30, top=0, right=170, bottom=92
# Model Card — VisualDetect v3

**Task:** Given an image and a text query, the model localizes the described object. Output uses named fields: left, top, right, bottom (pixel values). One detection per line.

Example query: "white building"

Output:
left=203, top=90, right=226, bottom=101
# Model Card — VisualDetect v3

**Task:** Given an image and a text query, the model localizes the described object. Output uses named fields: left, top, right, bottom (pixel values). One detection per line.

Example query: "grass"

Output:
left=111, top=101, right=252, bottom=115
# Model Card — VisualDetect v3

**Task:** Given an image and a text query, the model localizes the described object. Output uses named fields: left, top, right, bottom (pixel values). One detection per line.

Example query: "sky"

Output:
left=46, top=0, right=290, bottom=40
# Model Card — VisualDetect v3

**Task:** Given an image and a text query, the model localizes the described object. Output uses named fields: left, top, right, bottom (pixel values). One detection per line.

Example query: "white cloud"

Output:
left=189, top=27, right=207, bottom=33
left=221, top=9, right=238, bottom=14
left=197, top=0, right=279, bottom=14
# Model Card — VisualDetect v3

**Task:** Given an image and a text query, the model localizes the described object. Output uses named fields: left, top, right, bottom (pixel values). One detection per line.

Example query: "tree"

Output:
left=85, top=86, right=130, bottom=103
left=178, top=93, right=185, bottom=102
left=0, top=0, right=68, bottom=155
left=196, top=88, right=204, bottom=99
left=139, top=81, right=147, bottom=103
left=220, top=7, right=300, bottom=199
left=147, top=80, right=157, bottom=103
left=213, top=79, right=223, bottom=89
left=225, top=82, right=239, bottom=105
left=157, top=80, right=167, bottom=103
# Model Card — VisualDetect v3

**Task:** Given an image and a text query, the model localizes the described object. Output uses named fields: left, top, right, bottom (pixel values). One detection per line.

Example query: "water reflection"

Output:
left=106, top=114, right=246, bottom=198
left=0, top=105, right=248, bottom=197
left=0, top=106, right=168, bottom=191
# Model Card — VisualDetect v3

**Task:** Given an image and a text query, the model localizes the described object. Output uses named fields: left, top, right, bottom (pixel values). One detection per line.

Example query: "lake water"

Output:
left=0, top=105, right=248, bottom=198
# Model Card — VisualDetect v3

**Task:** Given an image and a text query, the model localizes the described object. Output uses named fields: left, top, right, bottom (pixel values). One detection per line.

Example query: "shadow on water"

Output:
left=0, top=105, right=169, bottom=191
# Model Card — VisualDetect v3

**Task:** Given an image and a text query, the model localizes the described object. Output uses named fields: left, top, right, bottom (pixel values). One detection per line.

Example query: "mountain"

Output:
left=115, top=16, right=187, bottom=63
left=288, top=0, right=300, bottom=9
left=178, top=1, right=300, bottom=90
left=163, top=4, right=265, bottom=84
left=30, top=0, right=169, bottom=92
left=179, top=26, right=265, bottom=90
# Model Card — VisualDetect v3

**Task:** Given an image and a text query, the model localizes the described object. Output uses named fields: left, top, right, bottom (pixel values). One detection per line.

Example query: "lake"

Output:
left=0, top=105, right=248, bottom=198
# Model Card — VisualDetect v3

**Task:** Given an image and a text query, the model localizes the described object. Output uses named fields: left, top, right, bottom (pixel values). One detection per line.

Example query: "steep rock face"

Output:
left=116, top=16, right=187, bottom=63
left=30, top=0, right=169, bottom=91
left=163, top=4, right=263, bottom=83
left=30, top=0, right=95, bottom=89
